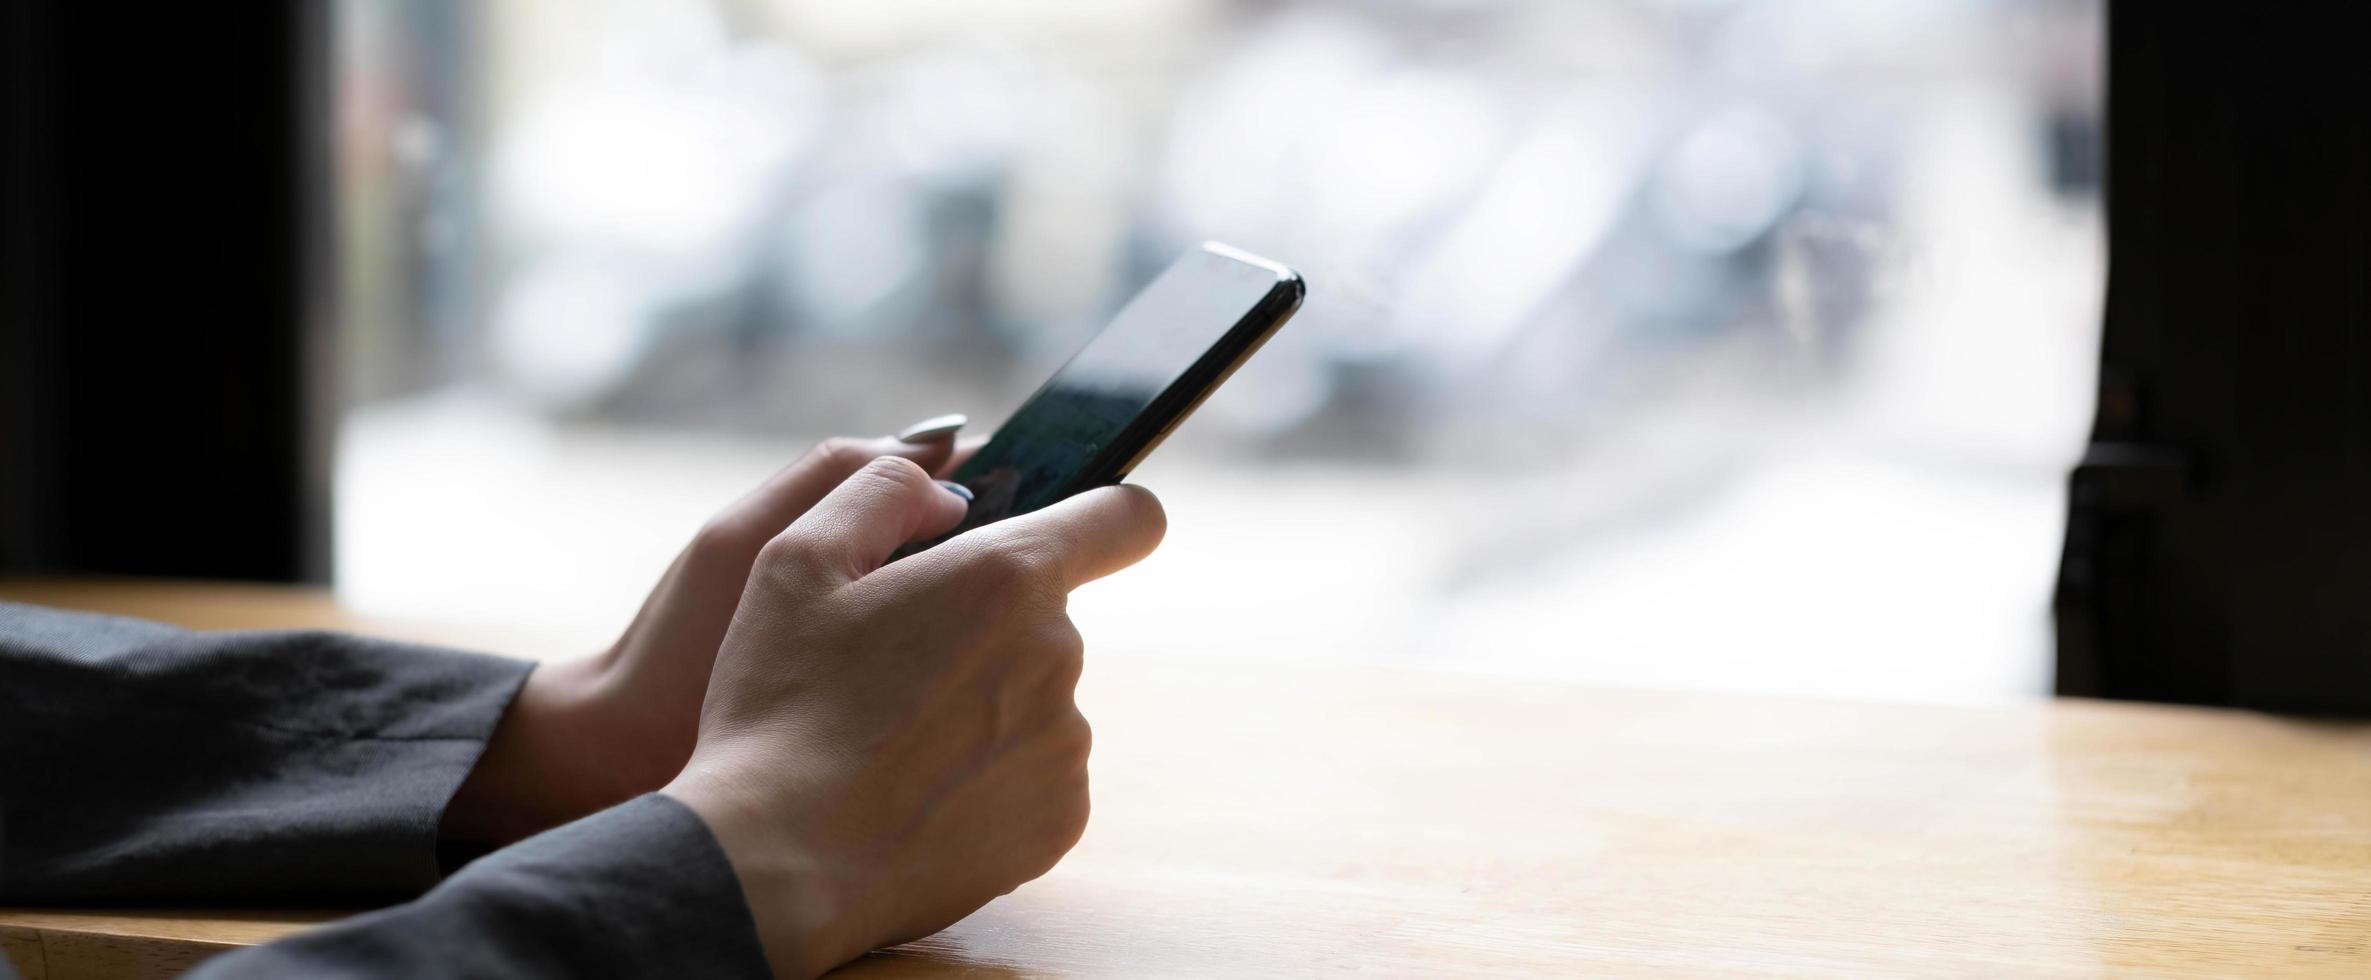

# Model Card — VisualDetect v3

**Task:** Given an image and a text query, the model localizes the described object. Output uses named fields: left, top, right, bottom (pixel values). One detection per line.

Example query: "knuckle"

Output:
left=971, top=542, right=1052, bottom=596
left=689, top=514, right=752, bottom=558
left=753, top=531, right=827, bottom=583
left=1043, top=620, right=1086, bottom=688
left=1014, top=716, right=1094, bottom=882
left=1008, top=540, right=1065, bottom=589
left=935, top=537, right=1065, bottom=624
left=855, top=453, right=928, bottom=487
left=1055, top=772, right=1092, bottom=846
left=826, top=456, right=933, bottom=512
left=1068, top=709, right=1094, bottom=762
left=1058, top=806, right=1090, bottom=853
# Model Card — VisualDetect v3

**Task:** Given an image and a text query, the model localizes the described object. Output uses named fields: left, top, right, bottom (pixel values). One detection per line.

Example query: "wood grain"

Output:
left=4, top=578, right=2369, bottom=978
left=0, top=910, right=337, bottom=980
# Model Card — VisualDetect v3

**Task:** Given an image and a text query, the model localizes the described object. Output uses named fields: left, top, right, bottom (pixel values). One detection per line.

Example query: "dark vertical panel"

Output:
left=0, top=2, right=331, bottom=582
left=2058, top=3, right=2371, bottom=713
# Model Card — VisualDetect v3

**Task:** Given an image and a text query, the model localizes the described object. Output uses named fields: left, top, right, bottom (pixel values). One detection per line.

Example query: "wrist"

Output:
left=442, top=655, right=631, bottom=844
left=666, top=765, right=858, bottom=980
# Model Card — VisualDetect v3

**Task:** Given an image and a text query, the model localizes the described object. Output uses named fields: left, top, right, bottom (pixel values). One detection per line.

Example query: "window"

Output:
left=335, top=0, right=2101, bottom=703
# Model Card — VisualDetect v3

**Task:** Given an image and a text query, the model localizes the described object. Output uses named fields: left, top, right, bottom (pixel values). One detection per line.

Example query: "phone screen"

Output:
left=941, top=245, right=1300, bottom=536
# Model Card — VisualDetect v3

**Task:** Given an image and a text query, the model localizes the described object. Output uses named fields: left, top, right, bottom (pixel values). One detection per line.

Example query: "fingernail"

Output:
left=937, top=480, right=974, bottom=502
left=897, top=413, right=968, bottom=443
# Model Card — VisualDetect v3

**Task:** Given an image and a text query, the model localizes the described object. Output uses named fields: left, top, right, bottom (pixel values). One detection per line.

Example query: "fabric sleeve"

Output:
left=183, top=793, right=771, bottom=979
left=0, top=600, right=530, bottom=904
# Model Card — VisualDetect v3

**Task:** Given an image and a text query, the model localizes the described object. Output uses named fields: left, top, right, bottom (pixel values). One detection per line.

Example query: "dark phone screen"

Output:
left=941, top=247, right=1293, bottom=536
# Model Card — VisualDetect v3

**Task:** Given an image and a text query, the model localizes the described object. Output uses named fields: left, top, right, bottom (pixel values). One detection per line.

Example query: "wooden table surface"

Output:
left=5, top=578, right=2370, bottom=978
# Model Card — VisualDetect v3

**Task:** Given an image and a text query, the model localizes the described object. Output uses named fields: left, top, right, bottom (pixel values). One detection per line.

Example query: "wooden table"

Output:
left=5, top=578, right=2370, bottom=978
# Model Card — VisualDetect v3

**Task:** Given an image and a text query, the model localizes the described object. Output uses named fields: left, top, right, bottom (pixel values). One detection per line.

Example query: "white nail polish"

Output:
left=896, top=413, right=968, bottom=443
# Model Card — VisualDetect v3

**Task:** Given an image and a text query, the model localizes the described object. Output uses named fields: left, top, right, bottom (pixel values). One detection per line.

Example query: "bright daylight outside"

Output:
left=333, top=0, right=2102, bottom=704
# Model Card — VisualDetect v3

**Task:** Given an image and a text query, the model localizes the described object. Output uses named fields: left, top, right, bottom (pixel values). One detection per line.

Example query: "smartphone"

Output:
left=912, top=242, right=1303, bottom=551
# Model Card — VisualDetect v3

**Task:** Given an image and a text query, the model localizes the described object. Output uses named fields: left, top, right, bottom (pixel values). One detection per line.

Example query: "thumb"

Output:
left=762, top=456, right=971, bottom=590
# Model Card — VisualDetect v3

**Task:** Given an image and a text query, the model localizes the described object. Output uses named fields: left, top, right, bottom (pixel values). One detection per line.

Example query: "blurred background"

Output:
left=330, top=0, right=2102, bottom=704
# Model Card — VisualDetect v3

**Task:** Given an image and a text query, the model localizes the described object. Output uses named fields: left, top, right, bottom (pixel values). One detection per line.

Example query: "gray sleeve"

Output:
left=0, top=603, right=774, bottom=978
left=184, top=793, right=771, bottom=980
left=0, top=600, right=529, bottom=904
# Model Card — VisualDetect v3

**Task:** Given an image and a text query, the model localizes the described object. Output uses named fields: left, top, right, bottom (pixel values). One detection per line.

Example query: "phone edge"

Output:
left=1094, top=263, right=1305, bottom=485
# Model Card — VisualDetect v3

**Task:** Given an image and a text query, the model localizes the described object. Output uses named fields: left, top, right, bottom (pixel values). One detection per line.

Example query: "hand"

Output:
left=441, top=417, right=979, bottom=845
left=662, top=457, right=1165, bottom=978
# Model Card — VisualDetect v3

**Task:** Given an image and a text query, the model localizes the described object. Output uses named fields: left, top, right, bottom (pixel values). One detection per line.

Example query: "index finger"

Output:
left=713, top=434, right=957, bottom=547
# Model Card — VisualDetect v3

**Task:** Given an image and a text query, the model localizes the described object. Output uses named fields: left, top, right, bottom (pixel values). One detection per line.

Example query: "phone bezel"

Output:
left=957, top=243, right=1305, bottom=500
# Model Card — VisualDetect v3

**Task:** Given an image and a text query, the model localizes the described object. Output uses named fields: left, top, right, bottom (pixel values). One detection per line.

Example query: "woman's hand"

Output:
left=662, top=457, right=1165, bottom=978
left=441, top=417, right=976, bottom=845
